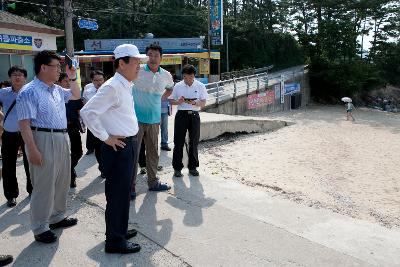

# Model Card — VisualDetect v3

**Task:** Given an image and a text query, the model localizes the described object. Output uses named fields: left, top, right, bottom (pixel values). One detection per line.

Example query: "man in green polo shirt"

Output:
left=131, top=44, right=174, bottom=195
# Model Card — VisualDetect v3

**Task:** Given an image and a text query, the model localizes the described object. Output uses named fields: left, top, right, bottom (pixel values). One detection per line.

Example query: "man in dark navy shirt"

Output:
left=58, top=73, right=84, bottom=188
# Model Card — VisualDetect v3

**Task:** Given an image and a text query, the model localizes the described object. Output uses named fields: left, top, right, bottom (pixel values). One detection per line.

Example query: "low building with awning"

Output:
left=76, top=38, right=221, bottom=84
left=0, top=11, right=64, bottom=81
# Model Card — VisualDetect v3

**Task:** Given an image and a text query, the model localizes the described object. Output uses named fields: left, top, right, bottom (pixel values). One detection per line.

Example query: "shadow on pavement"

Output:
left=13, top=234, right=61, bottom=267
left=166, top=175, right=216, bottom=227
left=0, top=196, right=30, bottom=237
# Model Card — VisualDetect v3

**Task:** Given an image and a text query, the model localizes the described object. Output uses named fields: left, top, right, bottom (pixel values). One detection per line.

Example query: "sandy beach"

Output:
left=198, top=105, right=400, bottom=229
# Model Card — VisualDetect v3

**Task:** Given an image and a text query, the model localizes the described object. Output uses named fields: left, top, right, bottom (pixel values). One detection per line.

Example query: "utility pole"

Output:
left=207, top=0, right=211, bottom=79
left=64, top=0, right=74, bottom=56
left=226, top=32, right=229, bottom=72
left=119, top=0, right=122, bottom=38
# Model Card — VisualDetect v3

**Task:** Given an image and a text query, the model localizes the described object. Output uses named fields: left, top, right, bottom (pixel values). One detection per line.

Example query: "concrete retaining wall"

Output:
left=200, top=119, right=287, bottom=141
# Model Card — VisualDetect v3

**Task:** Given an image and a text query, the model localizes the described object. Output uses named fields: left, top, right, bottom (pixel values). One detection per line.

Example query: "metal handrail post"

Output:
left=256, top=74, right=260, bottom=91
left=233, top=78, right=237, bottom=99
left=216, top=83, right=220, bottom=105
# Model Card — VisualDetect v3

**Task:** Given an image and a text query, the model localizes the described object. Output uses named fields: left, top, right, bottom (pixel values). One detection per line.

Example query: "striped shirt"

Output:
left=16, top=77, right=72, bottom=129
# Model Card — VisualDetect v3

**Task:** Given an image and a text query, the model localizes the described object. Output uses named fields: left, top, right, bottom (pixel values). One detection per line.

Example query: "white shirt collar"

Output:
left=114, top=72, right=132, bottom=90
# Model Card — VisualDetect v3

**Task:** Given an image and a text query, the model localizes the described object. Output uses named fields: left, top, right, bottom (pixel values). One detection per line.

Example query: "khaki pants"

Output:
left=137, top=123, right=159, bottom=188
left=27, top=130, right=71, bottom=235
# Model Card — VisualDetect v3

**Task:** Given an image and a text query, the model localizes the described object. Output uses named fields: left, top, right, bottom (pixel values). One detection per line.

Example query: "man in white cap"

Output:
left=80, top=44, right=147, bottom=254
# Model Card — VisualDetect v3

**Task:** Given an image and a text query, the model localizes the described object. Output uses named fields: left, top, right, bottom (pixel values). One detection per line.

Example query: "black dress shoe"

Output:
left=161, top=146, right=171, bottom=151
left=0, top=254, right=13, bottom=266
left=189, top=169, right=199, bottom=176
left=34, top=230, right=57, bottom=243
left=174, top=170, right=183, bottom=177
left=105, top=241, right=141, bottom=254
left=49, top=217, right=78, bottom=230
left=6, top=198, right=16, bottom=208
left=125, top=229, right=137, bottom=239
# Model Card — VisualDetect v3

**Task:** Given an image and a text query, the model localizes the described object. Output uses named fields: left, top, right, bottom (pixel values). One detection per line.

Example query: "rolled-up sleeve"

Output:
left=60, top=87, right=73, bottom=103
left=80, top=85, right=118, bottom=141
left=16, top=89, right=37, bottom=121
left=199, top=84, right=208, bottom=101
left=165, top=72, right=174, bottom=89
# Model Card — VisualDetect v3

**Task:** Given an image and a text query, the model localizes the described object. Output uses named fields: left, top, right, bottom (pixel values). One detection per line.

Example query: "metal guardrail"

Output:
left=205, top=65, right=306, bottom=106
left=220, top=65, right=274, bottom=81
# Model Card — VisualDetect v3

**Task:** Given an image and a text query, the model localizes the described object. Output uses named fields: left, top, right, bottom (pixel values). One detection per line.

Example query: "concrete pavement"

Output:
left=0, top=112, right=399, bottom=266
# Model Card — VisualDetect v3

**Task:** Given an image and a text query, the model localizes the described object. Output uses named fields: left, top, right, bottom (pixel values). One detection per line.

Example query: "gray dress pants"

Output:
left=27, top=130, right=71, bottom=235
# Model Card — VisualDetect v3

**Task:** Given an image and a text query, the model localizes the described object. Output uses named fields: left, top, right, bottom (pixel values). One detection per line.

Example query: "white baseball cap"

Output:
left=113, top=44, right=148, bottom=60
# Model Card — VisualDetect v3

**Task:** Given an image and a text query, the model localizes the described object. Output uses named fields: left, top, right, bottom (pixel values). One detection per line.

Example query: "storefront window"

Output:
left=0, top=54, right=11, bottom=82
left=24, top=55, right=35, bottom=81
left=10, top=54, right=22, bottom=66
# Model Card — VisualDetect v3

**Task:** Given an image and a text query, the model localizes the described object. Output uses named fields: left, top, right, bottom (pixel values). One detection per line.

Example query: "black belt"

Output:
left=3, top=130, right=21, bottom=134
left=178, top=110, right=198, bottom=114
left=120, top=135, right=137, bottom=142
left=31, top=127, right=67, bottom=133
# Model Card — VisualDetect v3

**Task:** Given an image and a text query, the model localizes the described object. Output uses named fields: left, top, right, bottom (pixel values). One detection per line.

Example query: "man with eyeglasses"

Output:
left=16, top=50, right=81, bottom=244
left=0, top=66, right=32, bottom=207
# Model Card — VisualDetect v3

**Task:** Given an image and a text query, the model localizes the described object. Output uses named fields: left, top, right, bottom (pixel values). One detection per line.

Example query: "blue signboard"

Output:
left=84, top=38, right=203, bottom=52
left=210, top=0, right=223, bottom=45
left=284, top=83, right=301, bottom=95
left=78, top=19, right=98, bottom=31
left=0, top=34, right=32, bottom=50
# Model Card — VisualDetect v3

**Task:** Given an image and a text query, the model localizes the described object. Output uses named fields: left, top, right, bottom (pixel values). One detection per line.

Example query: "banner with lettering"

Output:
left=0, top=34, right=32, bottom=51
left=210, top=0, right=223, bottom=45
left=247, top=90, right=275, bottom=109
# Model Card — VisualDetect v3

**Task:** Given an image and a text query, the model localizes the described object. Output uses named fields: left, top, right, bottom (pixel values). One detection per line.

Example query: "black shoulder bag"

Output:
left=3, top=100, right=16, bottom=124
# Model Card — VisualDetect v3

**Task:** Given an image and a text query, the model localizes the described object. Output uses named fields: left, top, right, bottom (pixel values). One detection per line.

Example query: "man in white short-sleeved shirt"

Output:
left=169, top=64, right=207, bottom=177
left=82, top=71, right=105, bottom=156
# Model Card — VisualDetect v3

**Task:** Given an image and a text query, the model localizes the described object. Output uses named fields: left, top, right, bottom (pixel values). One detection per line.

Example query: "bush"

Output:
left=309, top=57, right=383, bottom=103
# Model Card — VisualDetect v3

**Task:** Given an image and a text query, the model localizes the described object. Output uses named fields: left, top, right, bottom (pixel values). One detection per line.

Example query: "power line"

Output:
left=9, top=0, right=51, bottom=8
left=81, top=7, right=199, bottom=17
